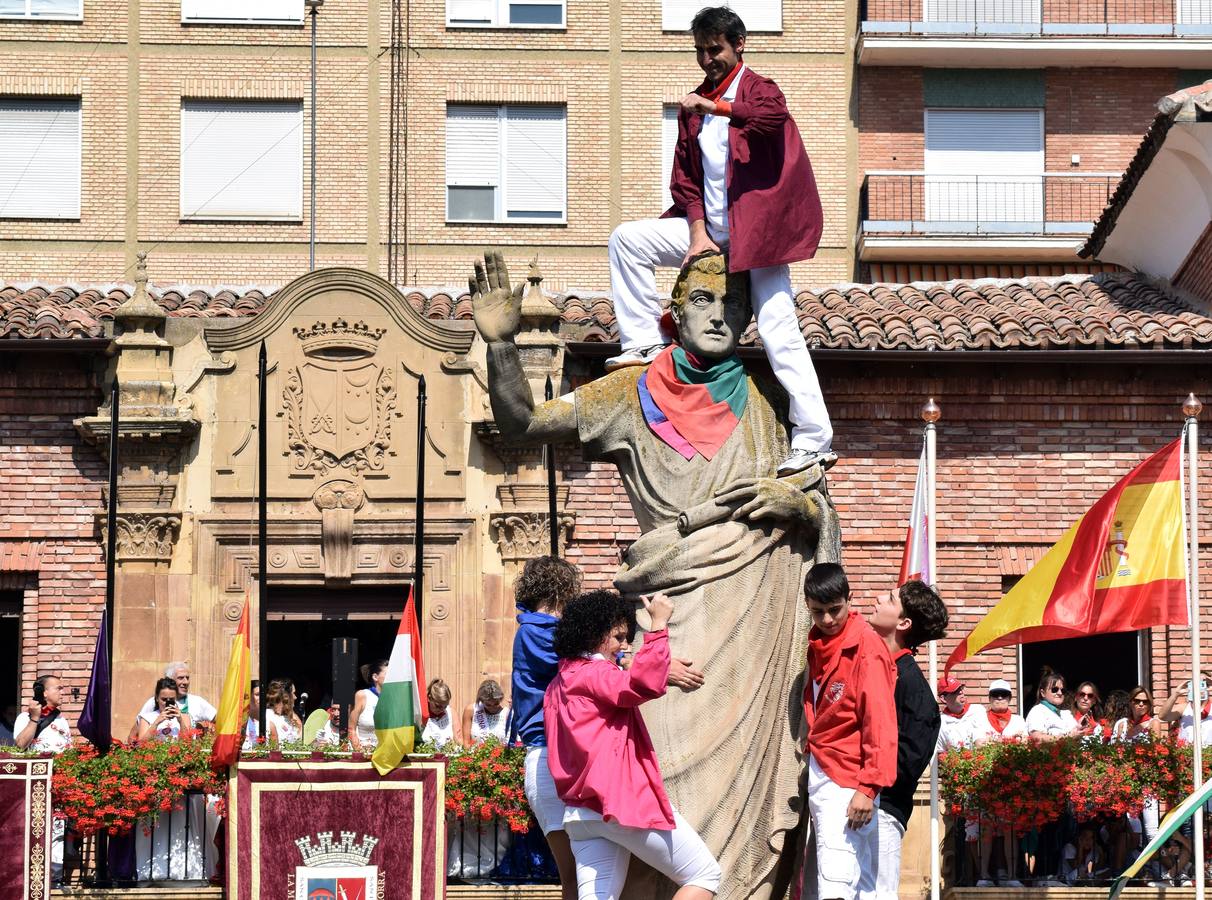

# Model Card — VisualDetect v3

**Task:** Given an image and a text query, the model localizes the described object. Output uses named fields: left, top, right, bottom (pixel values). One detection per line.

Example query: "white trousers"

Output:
left=608, top=216, right=833, bottom=452
left=564, top=806, right=722, bottom=900
left=806, top=756, right=878, bottom=900
left=865, top=808, right=905, bottom=900
left=524, top=746, right=567, bottom=836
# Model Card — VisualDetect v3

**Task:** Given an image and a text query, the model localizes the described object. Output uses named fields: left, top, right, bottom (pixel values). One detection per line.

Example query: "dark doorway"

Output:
left=1019, top=630, right=1143, bottom=715
left=265, top=587, right=403, bottom=724
left=0, top=591, right=19, bottom=728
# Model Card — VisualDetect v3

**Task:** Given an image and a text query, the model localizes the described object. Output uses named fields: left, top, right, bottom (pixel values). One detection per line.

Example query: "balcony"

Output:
left=859, top=0, right=1212, bottom=65
left=859, top=171, right=1118, bottom=260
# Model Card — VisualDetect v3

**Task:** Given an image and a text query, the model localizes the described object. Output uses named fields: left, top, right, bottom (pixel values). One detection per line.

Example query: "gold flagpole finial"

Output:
left=1184, top=393, right=1203, bottom=419
left=921, top=397, right=941, bottom=424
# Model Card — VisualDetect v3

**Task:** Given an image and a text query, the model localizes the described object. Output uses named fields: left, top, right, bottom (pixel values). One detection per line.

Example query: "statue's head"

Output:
left=669, top=251, right=751, bottom=362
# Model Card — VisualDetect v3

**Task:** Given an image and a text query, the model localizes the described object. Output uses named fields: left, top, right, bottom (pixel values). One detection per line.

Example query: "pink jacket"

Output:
left=543, top=629, right=676, bottom=829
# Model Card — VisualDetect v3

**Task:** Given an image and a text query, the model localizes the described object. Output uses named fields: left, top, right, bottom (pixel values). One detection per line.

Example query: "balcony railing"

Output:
left=861, top=0, right=1212, bottom=33
left=860, top=172, right=1118, bottom=236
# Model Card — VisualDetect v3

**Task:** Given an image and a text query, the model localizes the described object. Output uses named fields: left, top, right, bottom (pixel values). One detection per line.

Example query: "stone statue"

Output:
left=470, top=249, right=841, bottom=900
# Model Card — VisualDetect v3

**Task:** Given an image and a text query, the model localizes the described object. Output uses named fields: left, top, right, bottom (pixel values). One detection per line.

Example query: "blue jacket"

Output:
left=509, top=608, right=559, bottom=747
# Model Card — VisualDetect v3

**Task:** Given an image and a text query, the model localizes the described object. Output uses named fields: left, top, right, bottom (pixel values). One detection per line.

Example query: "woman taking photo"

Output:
left=349, top=660, right=387, bottom=753
left=264, top=678, right=302, bottom=745
left=545, top=590, right=720, bottom=900
left=1066, top=681, right=1105, bottom=738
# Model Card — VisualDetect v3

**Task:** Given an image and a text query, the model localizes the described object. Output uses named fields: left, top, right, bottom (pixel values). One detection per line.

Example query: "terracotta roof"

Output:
left=2, top=271, right=1211, bottom=351
left=1081, top=80, right=1212, bottom=259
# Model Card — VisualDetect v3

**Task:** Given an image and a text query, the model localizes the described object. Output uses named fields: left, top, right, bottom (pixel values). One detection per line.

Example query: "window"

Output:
left=923, top=108, right=1043, bottom=230
left=0, top=0, right=80, bottom=19
left=445, top=104, right=566, bottom=223
left=0, top=98, right=81, bottom=219
left=181, top=0, right=303, bottom=24
left=180, top=100, right=303, bottom=220
left=662, top=0, right=781, bottom=32
left=446, top=0, right=564, bottom=28
left=660, top=105, right=678, bottom=210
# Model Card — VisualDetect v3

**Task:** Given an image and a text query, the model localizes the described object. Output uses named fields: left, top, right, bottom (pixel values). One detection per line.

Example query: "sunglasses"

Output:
left=989, top=691, right=1011, bottom=699
left=1132, top=697, right=1149, bottom=704
left=1077, top=691, right=1096, bottom=699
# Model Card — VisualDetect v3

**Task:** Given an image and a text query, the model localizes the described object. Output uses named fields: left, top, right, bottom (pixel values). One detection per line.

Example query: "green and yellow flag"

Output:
left=371, top=587, right=427, bottom=775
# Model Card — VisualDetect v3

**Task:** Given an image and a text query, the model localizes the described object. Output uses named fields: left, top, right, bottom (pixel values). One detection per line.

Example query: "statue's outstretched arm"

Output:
left=471, top=250, right=577, bottom=446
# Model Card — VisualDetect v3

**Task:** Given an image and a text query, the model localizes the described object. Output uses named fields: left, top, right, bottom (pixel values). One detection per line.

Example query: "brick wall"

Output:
left=0, top=351, right=105, bottom=724
left=562, top=356, right=1212, bottom=707
left=1173, top=221, right=1212, bottom=303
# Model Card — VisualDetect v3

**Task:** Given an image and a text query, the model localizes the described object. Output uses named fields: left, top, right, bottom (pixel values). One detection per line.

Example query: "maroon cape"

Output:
left=665, top=66, right=824, bottom=273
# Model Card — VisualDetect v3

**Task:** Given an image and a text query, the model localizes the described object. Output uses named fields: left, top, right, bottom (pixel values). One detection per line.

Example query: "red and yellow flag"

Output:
left=211, top=593, right=252, bottom=770
left=946, top=439, right=1187, bottom=672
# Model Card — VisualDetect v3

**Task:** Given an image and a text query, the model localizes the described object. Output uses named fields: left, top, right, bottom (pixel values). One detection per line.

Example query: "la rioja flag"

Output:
left=899, top=442, right=930, bottom=585
left=372, top=586, right=428, bottom=775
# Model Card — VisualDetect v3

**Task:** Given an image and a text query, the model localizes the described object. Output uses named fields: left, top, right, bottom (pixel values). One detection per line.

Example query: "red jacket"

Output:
left=665, top=66, right=824, bottom=273
left=803, top=612, right=898, bottom=799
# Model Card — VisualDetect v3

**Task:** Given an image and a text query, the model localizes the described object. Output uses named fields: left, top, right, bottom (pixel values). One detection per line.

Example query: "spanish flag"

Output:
left=211, top=593, right=251, bottom=770
left=946, top=439, right=1187, bottom=672
left=371, top=587, right=427, bottom=775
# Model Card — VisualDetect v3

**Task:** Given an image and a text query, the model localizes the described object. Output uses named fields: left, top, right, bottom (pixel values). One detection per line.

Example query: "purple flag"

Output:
left=77, top=610, right=111, bottom=753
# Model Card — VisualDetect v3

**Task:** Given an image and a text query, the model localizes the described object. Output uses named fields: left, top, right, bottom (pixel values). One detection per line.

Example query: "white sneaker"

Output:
left=605, top=344, right=667, bottom=371
left=1001, top=879, right=1024, bottom=888
left=777, top=449, right=838, bottom=477
left=975, top=879, right=994, bottom=887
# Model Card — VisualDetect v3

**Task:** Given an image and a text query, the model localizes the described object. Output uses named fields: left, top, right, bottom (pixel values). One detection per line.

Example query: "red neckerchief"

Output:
left=987, top=708, right=1013, bottom=734
left=892, top=648, right=913, bottom=662
left=701, top=62, right=742, bottom=102
left=40, top=705, right=53, bottom=718
left=942, top=703, right=970, bottom=720
left=807, top=611, right=860, bottom=688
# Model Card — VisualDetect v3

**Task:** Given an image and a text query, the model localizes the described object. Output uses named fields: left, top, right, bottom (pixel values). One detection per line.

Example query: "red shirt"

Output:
left=665, top=67, right=824, bottom=273
left=803, top=612, right=898, bottom=799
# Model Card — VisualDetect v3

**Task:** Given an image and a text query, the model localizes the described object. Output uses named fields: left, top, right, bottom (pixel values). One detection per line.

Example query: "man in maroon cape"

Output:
left=606, top=5, right=835, bottom=477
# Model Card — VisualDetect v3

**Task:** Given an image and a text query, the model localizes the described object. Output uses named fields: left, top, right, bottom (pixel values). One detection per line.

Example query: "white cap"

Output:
left=988, top=679, right=1013, bottom=694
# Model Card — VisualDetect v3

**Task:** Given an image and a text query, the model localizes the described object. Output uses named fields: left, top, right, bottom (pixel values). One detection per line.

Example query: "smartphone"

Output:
left=1188, top=679, right=1208, bottom=701
left=165, top=697, right=177, bottom=708
left=32, top=680, right=44, bottom=704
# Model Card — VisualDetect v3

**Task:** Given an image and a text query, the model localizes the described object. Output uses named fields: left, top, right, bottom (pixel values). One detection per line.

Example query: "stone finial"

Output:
left=114, top=251, right=167, bottom=328
left=520, top=256, right=562, bottom=324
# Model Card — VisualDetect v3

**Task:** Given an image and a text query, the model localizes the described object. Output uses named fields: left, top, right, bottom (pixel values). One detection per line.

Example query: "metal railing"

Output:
left=860, top=171, right=1118, bottom=236
left=861, top=0, right=1212, bottom=33
left=447, top=816, right=561, bottom=884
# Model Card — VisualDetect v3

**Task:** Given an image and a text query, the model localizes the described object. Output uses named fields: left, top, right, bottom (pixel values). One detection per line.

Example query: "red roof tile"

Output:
left=2, top=271, right=1210, bottom=352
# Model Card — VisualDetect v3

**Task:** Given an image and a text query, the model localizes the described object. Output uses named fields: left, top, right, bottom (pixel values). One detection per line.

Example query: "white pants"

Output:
left=525, top=746, right=567, bottom=835
left=564, top=806, right=721, bottom=899
left=608, top=216, right=833, bottom=453
left=806, top=756, right=878, bottom=900
left=866, top=808, right=905, bottom=900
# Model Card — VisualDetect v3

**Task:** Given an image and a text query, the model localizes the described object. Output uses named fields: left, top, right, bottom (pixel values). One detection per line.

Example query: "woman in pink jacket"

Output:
left=544, top=590, right=721, bottom=900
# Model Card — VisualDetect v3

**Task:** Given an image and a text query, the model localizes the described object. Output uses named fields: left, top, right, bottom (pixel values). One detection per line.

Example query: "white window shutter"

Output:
left=445, top=105, right=500, bottom=186
left=448, top=0, right=493, bottom=22
left=30, top=0, right=82, bottom=16
left=661, top=0, right=701, bottom=30
left=661, top=105, right=679, bottom=209
left=180, top=100, right=302, bottom=218
left=503, top=106, right=565, bottom=218
left=662, top=0, right=781, bottom=31
left=0, top=98, right=80, bottom=218
left=182, top=0, right=302, bottom=22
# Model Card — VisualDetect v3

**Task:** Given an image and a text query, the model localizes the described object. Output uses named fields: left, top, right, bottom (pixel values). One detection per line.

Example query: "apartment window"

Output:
left=180, top=100, right=303, bottom=220
left=0, top=98, right=81, bottom=219
left=660, top=105, right=678, bottom=210
left=662, top=0, right=781, bottom=32
left=923, top=108, right=1043, bottom=229
left=0, top=0, right=81, bottom=19
left=447, top=0, right=564, bottom=27
left=446, top=104, right=566, bottom=224
left=181, top=0, right=303, bottom=24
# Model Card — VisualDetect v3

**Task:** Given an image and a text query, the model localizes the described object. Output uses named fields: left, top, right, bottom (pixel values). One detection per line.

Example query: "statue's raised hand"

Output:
left=470, top=250, right=524, bottom=343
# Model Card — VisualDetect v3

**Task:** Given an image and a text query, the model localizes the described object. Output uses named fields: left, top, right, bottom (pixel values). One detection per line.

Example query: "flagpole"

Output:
left=414, top=375, right=426, bottom=625
left=1186, top=392, right=1204, bottom=900
left=257, top=341, right=268, bottom=743
left=545, top=375, right=558, bottom=557
left=923, top=397, right=941, bottom=900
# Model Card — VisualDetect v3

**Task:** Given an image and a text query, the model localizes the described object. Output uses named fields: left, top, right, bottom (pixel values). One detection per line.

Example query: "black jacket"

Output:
left=879, top=651, right=941, bottom=829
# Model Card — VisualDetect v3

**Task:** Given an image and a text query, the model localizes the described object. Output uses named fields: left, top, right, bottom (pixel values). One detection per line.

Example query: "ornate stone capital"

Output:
left=99, top=511, right=182, bottom=562
left=490, top=511, right=575, bottom=562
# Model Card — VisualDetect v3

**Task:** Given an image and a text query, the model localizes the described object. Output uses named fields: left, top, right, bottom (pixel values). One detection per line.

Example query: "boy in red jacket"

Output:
left=802, top=563, right=898, bottom=900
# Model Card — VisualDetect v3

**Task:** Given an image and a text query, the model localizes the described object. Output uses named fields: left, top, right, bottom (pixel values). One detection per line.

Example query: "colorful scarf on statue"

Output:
left=637, top=345, right=748, bottom=461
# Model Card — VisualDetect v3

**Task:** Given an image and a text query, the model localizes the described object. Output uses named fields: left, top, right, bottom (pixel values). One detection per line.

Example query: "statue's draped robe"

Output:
left=573, top=366, right=841, bottom=900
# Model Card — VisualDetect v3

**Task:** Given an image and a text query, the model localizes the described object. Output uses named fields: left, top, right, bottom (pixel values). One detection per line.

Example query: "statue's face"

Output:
left=671, top=268, right=750, bottom=361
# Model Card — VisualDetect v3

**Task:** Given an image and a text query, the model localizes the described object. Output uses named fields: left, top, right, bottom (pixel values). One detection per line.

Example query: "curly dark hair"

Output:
left=553, top=590, right=638, bottom=660
left=898, top=580, right=948, bottom=649
left=515, top=556, right=583, bottom=614
left=690, top=6, right=747, bottom=47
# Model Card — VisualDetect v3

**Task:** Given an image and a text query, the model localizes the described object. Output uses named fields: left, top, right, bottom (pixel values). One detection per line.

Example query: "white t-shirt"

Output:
left=421, top=710, right=456, bottom=748
left=969, top=709, right=1027, bottom=742
left=697, top=66, right=745, bottom=243
left=138, top=708, right=182, bottom=742
left=938, top=703, right=986, bottom=751
left=1177, top=702, right=1212, bottom=744
left=355, top=689, right=379, bottom=748
left=266, top=710, right=301, bottom=743
left=1025, top=702, right=1069, bottom=737
left=138, top=693, right=216, bottom=723
left=13, top=711, right=72, bottom=754
left=469, top=702, right=511, bottom=745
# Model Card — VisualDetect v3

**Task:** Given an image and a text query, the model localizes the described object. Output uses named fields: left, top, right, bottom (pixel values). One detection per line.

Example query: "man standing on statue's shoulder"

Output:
left=607, top=5, right=835, bottom=477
